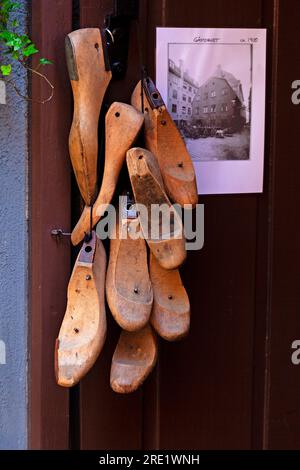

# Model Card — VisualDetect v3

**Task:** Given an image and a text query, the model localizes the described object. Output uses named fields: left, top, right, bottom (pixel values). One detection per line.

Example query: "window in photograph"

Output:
left=172, top=104, right=177, bottom=113
left=211, top=90, right=216, bottom=98
left=173, top=89, right=178, bottom=99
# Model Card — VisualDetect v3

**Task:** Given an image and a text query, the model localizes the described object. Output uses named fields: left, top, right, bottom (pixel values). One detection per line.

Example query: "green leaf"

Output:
left=4, top=1, right=21, bottom=12
left=11, top=37, right=22, bottom=50
left=1, top=1, right=20, bottom=17
left=39, top=58, right=53, bottom=65
left=22, top=43, right=38, bottom=57
left=0, top=31, right=23, bottom=50
left=0, top=30, right=14, bottom=41
left=11, top=50, right=19, bottom=59
left=20, top=34, right=31, bottom=45
left=1, top=64, right=12, bottom=76
left=10, top=2, right=21, bottom=10
left=11, top=19, right=18, bottom=27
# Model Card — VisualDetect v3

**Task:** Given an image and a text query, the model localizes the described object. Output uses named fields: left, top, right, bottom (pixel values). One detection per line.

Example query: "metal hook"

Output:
left=105, top=28, right=115, bottom=45
left=84, top=205, right=94, bottom=243
left=121, top=192, right=138, bottom=220
left=51, top=228, right=71, bottom=239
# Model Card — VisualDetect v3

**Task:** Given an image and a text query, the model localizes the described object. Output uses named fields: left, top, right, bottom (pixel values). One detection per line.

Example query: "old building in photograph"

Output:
left=192, top=65, right=247, bottom=130
left=168, top=59, right=199, bottom=124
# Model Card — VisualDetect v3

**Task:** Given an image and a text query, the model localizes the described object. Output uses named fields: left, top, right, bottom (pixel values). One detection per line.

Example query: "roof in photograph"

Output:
left=202, top=65, right=245, bottom=103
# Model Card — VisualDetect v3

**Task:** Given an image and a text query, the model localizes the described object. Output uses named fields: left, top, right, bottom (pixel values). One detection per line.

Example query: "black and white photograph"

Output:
left=156, top=28, right=267, bottom=194
left=168, top=44, right=251, bottom=161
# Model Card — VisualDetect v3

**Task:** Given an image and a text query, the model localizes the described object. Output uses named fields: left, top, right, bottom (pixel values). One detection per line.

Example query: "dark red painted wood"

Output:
left=144, top=0, right=262, bottom=450
left=30, top=0, right=72, bottom=449
left=264, top=0, right=300, bottom=450
left=251, top=0, right=277, bottom=450
left=77, top=0, right=269, bottom=450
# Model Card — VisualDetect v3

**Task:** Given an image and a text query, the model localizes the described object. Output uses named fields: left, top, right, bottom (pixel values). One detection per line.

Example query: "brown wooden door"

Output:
left=29, top=0, right=300, bottom=450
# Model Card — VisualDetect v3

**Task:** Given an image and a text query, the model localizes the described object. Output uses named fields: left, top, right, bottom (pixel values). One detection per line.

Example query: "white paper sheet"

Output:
left=156, top=28, right=267, bottom=194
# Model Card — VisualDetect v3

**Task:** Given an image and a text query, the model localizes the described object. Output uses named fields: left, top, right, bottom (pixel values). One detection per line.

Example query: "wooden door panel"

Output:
left=30, top=0, right=73, bottom=450
left=77, top=0, right=266, bottom=450
left=29, top=0, right=300, bottom=450
left=144, top=0, right=263, bottom=450
left=264, top=0, right=300, bottom=450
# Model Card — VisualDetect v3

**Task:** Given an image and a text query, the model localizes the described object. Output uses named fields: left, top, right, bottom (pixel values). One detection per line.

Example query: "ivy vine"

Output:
left=0, top=0, right=54, bottom=103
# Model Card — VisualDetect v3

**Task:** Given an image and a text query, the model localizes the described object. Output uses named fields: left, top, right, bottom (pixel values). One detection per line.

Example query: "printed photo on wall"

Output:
left=156, top=28, right=267, bottom=194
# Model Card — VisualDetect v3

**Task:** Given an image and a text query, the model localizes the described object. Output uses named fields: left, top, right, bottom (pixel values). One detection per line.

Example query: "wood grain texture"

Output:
left=126, top=147, right=186, bottom=270
left=106, top=216, right=153, bottom=331
left=71, top=103, right=144, bottom=245
left=131, top=80, right=198, bottom=206
left=80, top=0, right=114, bottom=29
left=67, top=28, right=112, bottom=205
left=30, top=0, right=72, bottom=450
left=150, top=254, right=190, bottom=341
left=110, top=325, right=158, bottom=394
left=56, top=232, right=107, bottom=387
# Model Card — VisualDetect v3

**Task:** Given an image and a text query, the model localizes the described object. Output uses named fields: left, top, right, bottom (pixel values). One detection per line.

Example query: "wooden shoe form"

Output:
left=71, top=103, right=144, bottom=246
left=106, top=215, right=153, bottom=331
left=55, top=231, right=107, bottom=387
left=66, top=28, right=112, bottom=205
left=131, top=78, right=198, bottom=207
left=126, top=147, right=186, bottom=270
left=110, top=325, right=158, bottom=394
left=150, top=254, right=190, bottom=341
